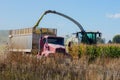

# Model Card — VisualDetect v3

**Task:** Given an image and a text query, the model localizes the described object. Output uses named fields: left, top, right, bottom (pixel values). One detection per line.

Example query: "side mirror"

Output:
left=99, top=33, right=101, bottom=37
left=76, top=33, right=78, bottom=38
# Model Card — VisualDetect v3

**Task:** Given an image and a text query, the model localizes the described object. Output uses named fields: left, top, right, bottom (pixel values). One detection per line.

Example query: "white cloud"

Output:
left=107, top=13, right=120, bottom=19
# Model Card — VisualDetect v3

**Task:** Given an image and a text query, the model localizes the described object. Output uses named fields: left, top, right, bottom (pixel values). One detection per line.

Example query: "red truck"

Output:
left=9, top=28, right=71, bottom=59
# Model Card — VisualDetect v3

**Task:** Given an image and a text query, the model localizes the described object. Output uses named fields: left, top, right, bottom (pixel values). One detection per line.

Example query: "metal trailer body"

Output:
left=9, top=27, right=57, bottom=54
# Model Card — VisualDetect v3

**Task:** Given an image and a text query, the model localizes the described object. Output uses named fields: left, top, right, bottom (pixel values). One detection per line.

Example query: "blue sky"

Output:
left=0, top=0, right=120, bottom=42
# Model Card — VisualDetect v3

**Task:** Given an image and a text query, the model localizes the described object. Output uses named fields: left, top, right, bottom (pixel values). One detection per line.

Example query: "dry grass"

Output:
left=0, top=45, right=8, bottom=62
left=0, top=44, right=120, bottom=80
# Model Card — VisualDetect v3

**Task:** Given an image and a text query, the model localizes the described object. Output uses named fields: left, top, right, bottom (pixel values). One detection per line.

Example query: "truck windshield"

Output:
left=47, top=37, right=64, bottom=46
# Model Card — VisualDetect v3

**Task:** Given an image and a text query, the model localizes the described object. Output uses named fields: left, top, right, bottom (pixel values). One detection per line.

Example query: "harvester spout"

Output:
left=33, top=10, right=85, bottom=33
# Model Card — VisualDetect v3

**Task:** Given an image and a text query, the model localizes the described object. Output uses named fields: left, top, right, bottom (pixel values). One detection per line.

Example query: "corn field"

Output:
left=69, top=44, right=120, bottom=59
left=0, top=44, right=120, bottom=80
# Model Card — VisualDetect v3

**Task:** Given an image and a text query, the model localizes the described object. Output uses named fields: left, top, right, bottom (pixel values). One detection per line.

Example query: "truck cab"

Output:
left=37, top=35, right=67, bottom=57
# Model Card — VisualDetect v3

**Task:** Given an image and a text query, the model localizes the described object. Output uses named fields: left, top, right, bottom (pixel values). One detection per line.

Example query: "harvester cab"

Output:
left=76, top=31, right=101, bottom=44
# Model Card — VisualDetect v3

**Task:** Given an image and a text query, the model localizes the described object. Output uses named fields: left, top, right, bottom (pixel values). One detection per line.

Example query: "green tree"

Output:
left=113, top=34, right=120, bottom=43
left=108, top=40, right=112, bottom=44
